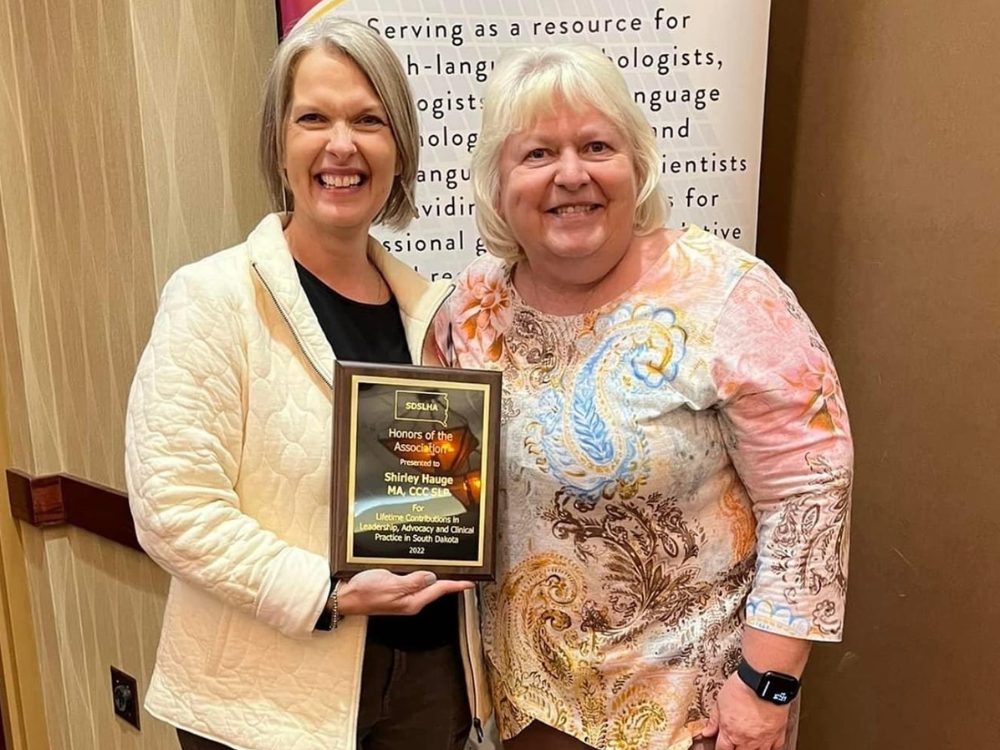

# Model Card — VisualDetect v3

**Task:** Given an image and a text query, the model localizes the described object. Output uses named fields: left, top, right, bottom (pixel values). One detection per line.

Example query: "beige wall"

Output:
left=759, top=2, right=1000, bottom=747
left=0, top=38, right=49, bottom=747
left=0, top=0, right=275, bottom=747
left=0, top=346, right=47, bottom=750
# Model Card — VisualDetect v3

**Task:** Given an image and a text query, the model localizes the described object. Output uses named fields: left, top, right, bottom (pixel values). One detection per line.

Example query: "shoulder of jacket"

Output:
left=161, top=242, right=253, bottom=307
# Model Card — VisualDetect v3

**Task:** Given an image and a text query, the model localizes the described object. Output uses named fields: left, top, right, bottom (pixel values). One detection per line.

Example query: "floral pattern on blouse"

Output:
left=435, top=227, right=853, bottom=750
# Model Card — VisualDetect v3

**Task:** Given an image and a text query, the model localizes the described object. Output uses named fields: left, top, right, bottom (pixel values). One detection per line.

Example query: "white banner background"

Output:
left=303, top=0, right=772, bottom=279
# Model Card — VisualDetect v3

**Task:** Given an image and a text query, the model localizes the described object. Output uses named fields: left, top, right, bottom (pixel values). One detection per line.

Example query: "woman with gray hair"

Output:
left=126, top=16, right=488, bottom=750
left=435, top=43, right=853, bottom=750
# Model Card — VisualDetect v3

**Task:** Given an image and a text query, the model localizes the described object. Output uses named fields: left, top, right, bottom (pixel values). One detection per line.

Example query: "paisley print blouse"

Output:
left=434, top=227, right=853, bottom=750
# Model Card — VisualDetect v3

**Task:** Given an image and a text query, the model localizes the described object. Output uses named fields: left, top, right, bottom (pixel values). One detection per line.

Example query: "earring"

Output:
left=280, top=167, right=291, bottom=214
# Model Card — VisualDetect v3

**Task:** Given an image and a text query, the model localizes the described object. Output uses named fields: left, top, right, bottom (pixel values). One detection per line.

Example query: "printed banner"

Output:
left=279, top=1, right=772, bottom=277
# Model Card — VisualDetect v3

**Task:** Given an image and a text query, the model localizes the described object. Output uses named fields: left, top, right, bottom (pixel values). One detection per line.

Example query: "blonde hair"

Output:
left=472, top=44, right=668, bottom=261
left=259, top=17, right=419, bottom=229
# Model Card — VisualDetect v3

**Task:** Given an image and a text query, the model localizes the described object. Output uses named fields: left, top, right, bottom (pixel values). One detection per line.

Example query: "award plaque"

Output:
left=330, top=361, right=501, bottom=580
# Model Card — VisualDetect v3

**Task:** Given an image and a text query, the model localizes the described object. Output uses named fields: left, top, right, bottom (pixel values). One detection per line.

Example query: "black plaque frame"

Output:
left=331, top=361, right=501, bottom=580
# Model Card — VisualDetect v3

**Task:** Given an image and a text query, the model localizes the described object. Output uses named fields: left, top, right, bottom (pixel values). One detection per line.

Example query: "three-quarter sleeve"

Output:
left=711, top=263, right=854, bottom=641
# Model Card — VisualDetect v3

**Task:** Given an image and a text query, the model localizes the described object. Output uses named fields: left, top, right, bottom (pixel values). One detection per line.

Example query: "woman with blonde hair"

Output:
left=126, top=16, right=488, bottom=750
left=436, top=43, right=853, bottom=750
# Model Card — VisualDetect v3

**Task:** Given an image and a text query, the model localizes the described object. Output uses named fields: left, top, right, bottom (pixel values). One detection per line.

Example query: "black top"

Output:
left=296, top=261, right=458, bottom=651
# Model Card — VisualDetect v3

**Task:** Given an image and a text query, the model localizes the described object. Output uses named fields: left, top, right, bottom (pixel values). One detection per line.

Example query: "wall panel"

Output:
left=0, top=0, right=277, bottom=747
left=0, top=339, right=48, bottom=750
left=0, top=0, right=156, bottom=484
left=129, top=0, right=274, bottom=289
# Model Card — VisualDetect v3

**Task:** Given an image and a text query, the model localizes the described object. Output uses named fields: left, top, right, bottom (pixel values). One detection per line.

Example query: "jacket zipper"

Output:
left=251, top=262, right=332, bottom=388
left=254, top=261, right=368, bottom=728
left=459, top=592, right=485, bottom=742
left=473, top=657, right=484, bottom=741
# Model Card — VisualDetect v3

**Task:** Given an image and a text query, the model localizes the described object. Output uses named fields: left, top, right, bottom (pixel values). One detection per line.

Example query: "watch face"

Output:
left=759, top=672, right=800, bottom=705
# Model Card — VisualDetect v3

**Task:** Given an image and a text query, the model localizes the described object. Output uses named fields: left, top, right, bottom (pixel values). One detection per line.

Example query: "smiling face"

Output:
left=282, top=48, right=397, bottom=243
left=497, top=104, right=638, bottom=278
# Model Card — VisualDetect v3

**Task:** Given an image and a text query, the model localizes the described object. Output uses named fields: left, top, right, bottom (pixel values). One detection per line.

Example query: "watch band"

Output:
left=314, top=577, right=341, bottom=631
left=736, top=658, right=801, bottom=705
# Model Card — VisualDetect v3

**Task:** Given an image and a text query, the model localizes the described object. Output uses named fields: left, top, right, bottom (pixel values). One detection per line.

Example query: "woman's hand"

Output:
left=697, top=671, right=791, bottom=750
left=336, top=569, right=474, bottom=616
left=697, top=628, right=808, bottom=749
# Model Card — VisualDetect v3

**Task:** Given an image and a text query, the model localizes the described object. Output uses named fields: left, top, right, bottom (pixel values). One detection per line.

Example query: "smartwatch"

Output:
left=736, top=658, right=801, bottom=705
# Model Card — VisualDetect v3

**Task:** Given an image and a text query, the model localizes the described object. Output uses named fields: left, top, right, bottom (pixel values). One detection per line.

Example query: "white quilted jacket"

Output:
left=125, top=214, right=490, bottom=750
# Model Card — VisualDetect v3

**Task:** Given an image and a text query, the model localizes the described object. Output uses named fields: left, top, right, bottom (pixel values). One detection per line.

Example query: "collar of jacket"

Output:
left=247, top=213, right=454, bottom=385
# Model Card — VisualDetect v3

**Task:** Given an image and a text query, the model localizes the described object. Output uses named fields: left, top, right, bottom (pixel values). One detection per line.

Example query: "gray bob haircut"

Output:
left=472, top=44, right=668, bottom=262
left=259, top=16, right=419, bottom=229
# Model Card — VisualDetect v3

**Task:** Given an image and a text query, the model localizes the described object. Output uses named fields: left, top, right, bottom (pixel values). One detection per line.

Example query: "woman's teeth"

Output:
left=318, top=174, right=362, bottom=188
left=553, top=204, right=597, bottom=215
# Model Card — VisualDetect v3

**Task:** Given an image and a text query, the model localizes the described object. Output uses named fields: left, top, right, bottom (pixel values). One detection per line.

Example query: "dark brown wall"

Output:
left=758, top=2, right=1000, bottom=747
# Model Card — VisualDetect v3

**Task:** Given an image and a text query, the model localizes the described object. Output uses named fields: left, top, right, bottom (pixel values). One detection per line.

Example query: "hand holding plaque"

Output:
left=330, top=361, right=501, bottom=580
left=335, top=568, right=474, bottom=617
